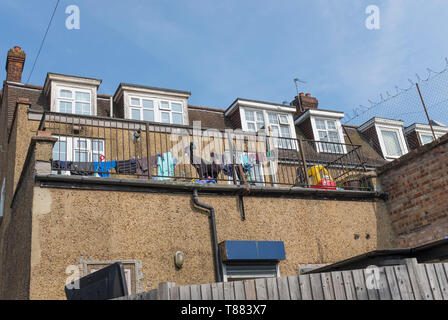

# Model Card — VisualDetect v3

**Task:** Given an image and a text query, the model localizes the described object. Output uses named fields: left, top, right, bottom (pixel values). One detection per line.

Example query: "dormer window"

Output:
left=58, top=87, right=91, bottom=115
left=44, top=73, right=101, bottom=116
left=359, top=117, right=409, bottom=161
left=129, top=97, right=155, bottom=122
left=295, top=109, right=346, bottom=154
left=129, top=96, right=184, bottom=125
left=114, top=84, right=190, bottom=125
left=245, top=109, right=265, bottom=132
left=404, top=123, right=448, bottom=149
left=380, top=129, right=404, bottom=157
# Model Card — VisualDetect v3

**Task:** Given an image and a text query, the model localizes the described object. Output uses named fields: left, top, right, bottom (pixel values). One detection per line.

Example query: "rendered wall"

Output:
left=28, top=186, right=395, bottom=300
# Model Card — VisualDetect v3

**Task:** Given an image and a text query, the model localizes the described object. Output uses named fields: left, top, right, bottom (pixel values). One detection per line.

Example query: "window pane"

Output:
left=280, top=125, right=290, bottom=137
left=245, top=110, right=254, bottom=121
left=75, top=102, right=90, bottom=115
left=256, top=123, right=264, bottom=131
left=268, top=113, right=278, bottom=124
left=318, top=131, right=329, bottom=141
left=76, top=91, right=90, bottom=102
left=161, top=112, right=170, bottom=123
left=421, top=135, right=434, bottom=145
left=172, top=103, right=182, bottom=112
left=271, top=126, right=280, bottom=137
left=279, top=115, right=288, bottom=124
left=53, top=141, right=67, bottom=161
left=77, top=140, right=87, bottom=149
left=256, top=112, right=264, bottom=122
left=143, top=109, right=154, bottom=122
left=172, top=113, right=183, bottom=125
left=142, top=99, right=154, bottom=109
left=382, top=130, right=403, bottom=157
left=92, top=141, right=98, bottom=151
left=247, top=123, right=256, bottom=132
left=328, top=131, right=340, bottom=143
left=60, top=90, right=72, bottom=99
left=59, top=101, right=72, bottom=113
left=316, top=119, right=326, bottom=130
left=92, top=154, right=99, bottom=163
left=131, top=109, right=141, bottom=120
left=160, top=101, right=170, bottom=110
left=130, top=98, right=140, bottom=106
left=75, top=151, right=88, bottom=162
left=327, top=120, right=337, bottom=130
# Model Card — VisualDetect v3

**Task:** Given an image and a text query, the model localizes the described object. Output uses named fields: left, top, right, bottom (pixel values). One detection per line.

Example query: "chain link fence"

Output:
left=345, top=61, right=448, bottom=132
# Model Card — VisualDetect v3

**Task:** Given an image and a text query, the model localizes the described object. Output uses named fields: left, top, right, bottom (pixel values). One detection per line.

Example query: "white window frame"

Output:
left=83, top=260, right=140, bottom=295
left=128, top=95, right=185, bottom=125
left=376, top=125, right=408, bottom=160
left=52, top=136, right=105, bottom=174
left=416, top=130, right=446, bottom=145
left=240, top=108, right=297, bottom=150
left=310, top=116, right=347, bottom=154
left=419, top=133, right=435, bottom=145
left=56, top=86, right=93, bottom=115
left=222, top=263, right=280, bottom=282
left=129, top=97, right=156, bottom=122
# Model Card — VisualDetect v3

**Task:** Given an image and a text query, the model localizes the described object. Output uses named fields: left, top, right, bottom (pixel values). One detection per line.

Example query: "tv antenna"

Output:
left=293, top=78, right=307, bottom=112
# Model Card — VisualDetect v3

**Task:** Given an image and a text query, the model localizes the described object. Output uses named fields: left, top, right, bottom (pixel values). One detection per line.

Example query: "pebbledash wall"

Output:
left=0, top=132, right=397, bottom=299
left=377, top=133, right=448, bottom=248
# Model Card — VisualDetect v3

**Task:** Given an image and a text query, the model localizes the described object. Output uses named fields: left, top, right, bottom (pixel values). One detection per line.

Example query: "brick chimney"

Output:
left=5, top=46, right=26, bottom=83
left=291, top=93, right=318, bottom=117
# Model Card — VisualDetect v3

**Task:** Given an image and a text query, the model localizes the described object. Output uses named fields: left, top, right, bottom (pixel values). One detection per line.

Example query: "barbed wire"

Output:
left=345, top=58, right=448, bottom=126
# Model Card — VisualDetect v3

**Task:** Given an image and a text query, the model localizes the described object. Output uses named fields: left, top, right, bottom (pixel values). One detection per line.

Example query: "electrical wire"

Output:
left=25, top=0, right=61, bottom=84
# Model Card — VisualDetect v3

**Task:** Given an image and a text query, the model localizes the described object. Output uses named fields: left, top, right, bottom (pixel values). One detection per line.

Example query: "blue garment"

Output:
left=194, top=179, right=217, bottom=184
left=93, top=160, right=116, bottom=178
left=154, top=152, right=177, bottom=180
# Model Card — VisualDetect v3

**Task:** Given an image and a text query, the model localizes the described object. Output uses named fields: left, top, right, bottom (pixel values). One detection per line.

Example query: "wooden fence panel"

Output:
left=331, top=271, right=346, bottom=300
left=266, top=277, right=279, bottom=300
left=287, top=276, right=301, bottom=300
left=377, top=267, right=392, bottom=300
left=309, top=273, right=324, bottom=300
left=234, top=281, right=246, bottom=300
left=119, top=261, right=448, bottom=300
left=394, top=265, right=414, bottom=300
left=434, top=263, right=448, bottom=300
left=244, top=280, right=257, bottom=300
left=352, top=269, right=368, bottom=300
left=298, top=275, right=313, bottom=300
left=425, top=264, right=443, bottom=300
left=255, top=278, right=268, bottom=300
left=277, top=276, right=291, bottom=300
left=342, top=271, right=357, bottom=300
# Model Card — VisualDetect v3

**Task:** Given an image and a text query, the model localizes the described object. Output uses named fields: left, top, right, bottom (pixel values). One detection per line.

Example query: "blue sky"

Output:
left=1, top=0, right=448, bottom=121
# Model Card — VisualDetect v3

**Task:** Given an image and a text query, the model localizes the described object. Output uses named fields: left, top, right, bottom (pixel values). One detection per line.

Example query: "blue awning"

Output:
left=220, top=241, right=286, bottom=261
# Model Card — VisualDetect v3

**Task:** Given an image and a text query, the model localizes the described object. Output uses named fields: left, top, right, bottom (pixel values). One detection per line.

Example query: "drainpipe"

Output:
left=109, top=97, right=113, bottom=117
left=192, top=189, right=222, bottom=282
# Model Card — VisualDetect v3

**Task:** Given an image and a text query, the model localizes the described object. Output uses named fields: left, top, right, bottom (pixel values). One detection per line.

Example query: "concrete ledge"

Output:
left=35, top=174, right=388, bottom=201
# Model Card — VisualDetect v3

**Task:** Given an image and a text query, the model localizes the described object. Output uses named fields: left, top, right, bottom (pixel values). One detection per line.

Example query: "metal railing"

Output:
left=39, top=112, right=372, bottom=191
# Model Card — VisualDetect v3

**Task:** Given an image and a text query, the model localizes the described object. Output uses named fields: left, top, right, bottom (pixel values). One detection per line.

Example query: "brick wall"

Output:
left=378, top=133, right=448, bottom=247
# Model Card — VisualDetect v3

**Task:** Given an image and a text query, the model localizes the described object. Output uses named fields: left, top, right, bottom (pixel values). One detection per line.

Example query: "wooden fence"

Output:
left=115, top=259, right=448, bottom=300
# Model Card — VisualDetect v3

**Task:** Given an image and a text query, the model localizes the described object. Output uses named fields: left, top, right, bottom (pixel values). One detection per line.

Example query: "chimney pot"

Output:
left=305, top=93, right=311, bottom=97
left=299, top=92, right=305, bottom=96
